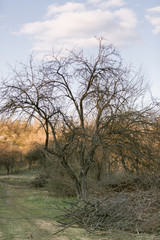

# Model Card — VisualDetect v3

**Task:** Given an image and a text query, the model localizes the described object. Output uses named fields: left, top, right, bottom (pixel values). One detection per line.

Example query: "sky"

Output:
left=0, top=0, right=160, bottom=98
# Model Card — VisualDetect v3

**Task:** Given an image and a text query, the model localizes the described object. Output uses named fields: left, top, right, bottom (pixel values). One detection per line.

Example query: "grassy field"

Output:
left=0, top=172, right=159, bottom=240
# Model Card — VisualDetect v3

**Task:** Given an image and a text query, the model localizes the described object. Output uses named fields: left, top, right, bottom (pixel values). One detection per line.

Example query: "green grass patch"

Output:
left=0, top=170, right=35, bottom=186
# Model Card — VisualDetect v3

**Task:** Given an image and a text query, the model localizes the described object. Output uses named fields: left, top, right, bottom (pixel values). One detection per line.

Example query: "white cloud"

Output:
left=101, top=0, right=126, bottom=8
left=17, top=1, right=139, bottom=54
left=87, top=0, right=125, bottom=8
left=114, top=8, right=137, bottom=28
left=87, top=0, right=101, bottom=4
left=147, top=6, right=160, bottom=13
left=46, top=2, right=86, bottom=17
left=146, top=6, right=160, bottom=34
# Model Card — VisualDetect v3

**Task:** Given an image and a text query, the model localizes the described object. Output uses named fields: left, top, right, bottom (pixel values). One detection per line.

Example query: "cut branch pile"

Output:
left=57, top=189, right=160, bottom=234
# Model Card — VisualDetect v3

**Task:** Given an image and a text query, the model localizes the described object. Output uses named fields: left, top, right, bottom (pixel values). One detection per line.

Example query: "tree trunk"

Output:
left=61, top=156, right=88, bottom=199
left=6, top=165, right=10, bottom=174
left=79, top=172, right=87, bottom=200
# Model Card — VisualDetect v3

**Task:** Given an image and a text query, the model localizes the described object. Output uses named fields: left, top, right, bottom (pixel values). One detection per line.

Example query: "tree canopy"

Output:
left=0, top=39, right=159, bottom=198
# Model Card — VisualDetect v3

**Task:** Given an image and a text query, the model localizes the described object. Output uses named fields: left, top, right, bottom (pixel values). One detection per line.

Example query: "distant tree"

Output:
left=0, top=142, right=21, bottom=174
left=25, top=145, right=46, bottom=169
left=0, top=39, right=159, bottom=198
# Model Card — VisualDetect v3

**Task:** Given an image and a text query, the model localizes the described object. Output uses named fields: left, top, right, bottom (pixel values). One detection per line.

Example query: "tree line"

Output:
left=0, top=120, right=45, bottom=173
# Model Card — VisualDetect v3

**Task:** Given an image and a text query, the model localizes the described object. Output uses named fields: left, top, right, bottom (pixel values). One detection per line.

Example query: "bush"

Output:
left=30, top=173, right=49, bottom=188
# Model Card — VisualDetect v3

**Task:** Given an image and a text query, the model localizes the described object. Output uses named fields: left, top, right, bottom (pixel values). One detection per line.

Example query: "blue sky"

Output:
left=0, top=0, right=160, bottom=98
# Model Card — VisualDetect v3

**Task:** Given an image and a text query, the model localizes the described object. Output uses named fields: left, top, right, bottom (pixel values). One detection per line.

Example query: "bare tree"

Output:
left=0, top=39, right=159, bottom=199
